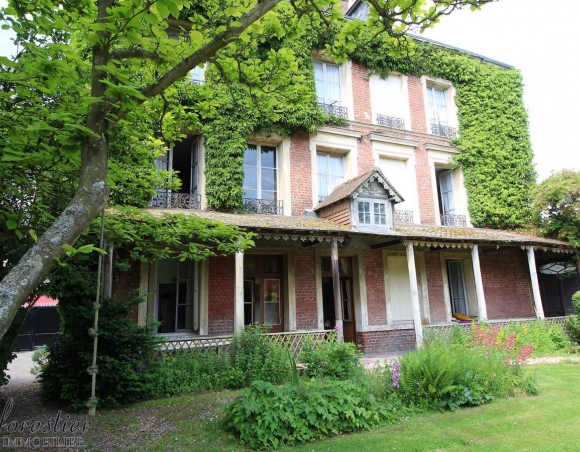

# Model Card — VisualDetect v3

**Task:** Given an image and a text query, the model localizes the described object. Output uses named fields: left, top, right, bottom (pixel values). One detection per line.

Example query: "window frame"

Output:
left=243, top=143, right=278, bottom=201
left=317, top=152, right=346, bottom=202
left=357, top=198, right=389, bottom=227
left=313, top=60, right=343, bottom=106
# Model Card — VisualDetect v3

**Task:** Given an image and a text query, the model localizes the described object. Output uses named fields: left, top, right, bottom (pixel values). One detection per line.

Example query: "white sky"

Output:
left=420, top=0, right=580, bottom=181
left=1, top=0, right=578, bottom=180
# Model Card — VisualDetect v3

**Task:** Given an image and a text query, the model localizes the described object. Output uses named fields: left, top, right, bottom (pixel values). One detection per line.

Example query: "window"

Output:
left=447, top=260, right=469, bottom=315
left=243, top=144, right=277, bottom=200
left=371, top=74, right=408, bottom=129
left=314, top=61, right=347, bottom=118
left=317, top=153, right=345, bottom=202
left=156, top=259, right=195, bottom=333
left=427, top=85, right=456, bottom=138
left=438, top=170, right=455, bottom=215
left=358, top=200, right=387, bottom=226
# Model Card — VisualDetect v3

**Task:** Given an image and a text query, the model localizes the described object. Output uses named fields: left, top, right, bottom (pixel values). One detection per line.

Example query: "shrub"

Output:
left=224, top=379, right=387, bottom=449
left=30, top=346, right=49, bottom=376
left=39, top=257, right=162, bottom=410
left=299, top=331, right=364, bottom=380
left=154, top=324, right=291, bottom=397
left=566, top=291, right=580, bottom=344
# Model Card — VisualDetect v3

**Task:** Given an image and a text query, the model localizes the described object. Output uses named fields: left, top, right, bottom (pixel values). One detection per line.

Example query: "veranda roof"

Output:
left=144, top=209, right=574, bottom=251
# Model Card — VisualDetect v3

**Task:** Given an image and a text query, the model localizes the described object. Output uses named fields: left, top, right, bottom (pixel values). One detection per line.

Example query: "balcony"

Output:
left=394, top=210, right=414, bottom=224
left=431, top=123, right=457, bottom=139
left=376, top=114, right=405, bottom=130
left=151, top=192, right=201, bottom=210
left=243, top=198, right=283, bottom=215
left=318, top=102, right=348, bottom=119
left=441, top=214, right=467, bottom=227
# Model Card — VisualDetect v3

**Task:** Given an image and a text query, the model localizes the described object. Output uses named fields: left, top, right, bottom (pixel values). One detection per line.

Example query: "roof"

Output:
left=24, top=296, right=58, bottom=308
left=143, top=208, right=574, bottom=250
left=314, top=168, right=404, bottom=210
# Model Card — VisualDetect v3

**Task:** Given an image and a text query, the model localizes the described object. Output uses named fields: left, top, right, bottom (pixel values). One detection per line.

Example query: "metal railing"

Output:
left=243, top=198, right=283, bottom=215
left=318, top=102, right=348, bottom=119
left=441, top=213, right=467, bottom=227
left=431, top=123, right=457, bottom=139
left=151, top=192, right=201, bottom=210
left=376, top=114, right=405, bottom=129
left=394, top=210, right=414, bottom=224
left=154, top=330, right=333, bottom=359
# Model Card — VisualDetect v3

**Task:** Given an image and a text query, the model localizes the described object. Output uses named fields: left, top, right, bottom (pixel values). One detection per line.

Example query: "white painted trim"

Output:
left=138, top=262, right=149, bottom=327
left=234, top=248, right=245, bottom=334
left=316, top=126, right=363, bottom=139
left=368, top=134, right=419, bottom=148
left=425, top=143, right=459, bottom=153
left=416, top=251, right=431, bottom=323
left=382, top=250, right=393, bottom=326
left=471, top=245, right=488, bottom=320
left=315, top=248, right=325, bottom=330
left=406, top=243, right=423, bottom=347
left=354, top=251, right=368, bottom=331
left=198, top=260, right=209, bottom=335
left=440, top=252, right=453, bottom=322
left=527, top=247, right=545, bottom=319
left=421, top=75, right=459, bottom=135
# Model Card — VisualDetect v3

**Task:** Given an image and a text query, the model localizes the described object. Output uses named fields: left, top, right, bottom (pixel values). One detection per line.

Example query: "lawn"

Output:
left=80, top=361, right=580, bottom=451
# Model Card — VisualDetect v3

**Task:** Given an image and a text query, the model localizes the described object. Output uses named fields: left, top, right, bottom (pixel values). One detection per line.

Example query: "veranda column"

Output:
left=405, top=242, right=423, bottom=348
left=471, top=245, right=488, bottom=320
left=234, top=243, right=245, bottom=334
left=527, top=247, right=545, bottom=319
left=331, top=238, right=344, bottom=342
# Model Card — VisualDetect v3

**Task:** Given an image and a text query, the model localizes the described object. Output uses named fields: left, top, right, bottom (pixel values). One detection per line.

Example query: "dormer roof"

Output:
left=314, top=167, right=404, bottom=211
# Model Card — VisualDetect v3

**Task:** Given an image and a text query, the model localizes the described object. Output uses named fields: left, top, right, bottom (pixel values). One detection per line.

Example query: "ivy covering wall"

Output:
left=167, top=10, right=535, bottom=228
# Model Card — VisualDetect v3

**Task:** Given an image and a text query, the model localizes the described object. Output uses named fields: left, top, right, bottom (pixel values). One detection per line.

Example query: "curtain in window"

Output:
left=448, top=261, right=468, bottom=314
left=427, top=86, right=448, bottom=126
left=317, top=153, right=345, bottom=201
left=314, top=61, right=341, bottom=105
left=439, top=171, right=455, bottom=214
left=243, top=144, right=277, bottom=200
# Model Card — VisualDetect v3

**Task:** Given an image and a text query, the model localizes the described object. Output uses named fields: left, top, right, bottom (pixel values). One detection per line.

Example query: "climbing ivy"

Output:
left=163, top=8, right=535, bottom=228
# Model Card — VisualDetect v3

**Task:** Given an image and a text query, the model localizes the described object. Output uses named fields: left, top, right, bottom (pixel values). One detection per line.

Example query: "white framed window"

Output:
left=438, top=170, right=455, bottom=215
left=243, top=144, right=277, bottom=200
left=357, top=200, right=387, bottom=226
left=427, top=86, right=449, bottom=127
left=317, top=152, right=345, bottom=202
left=314, top=61, right=342, bottom=106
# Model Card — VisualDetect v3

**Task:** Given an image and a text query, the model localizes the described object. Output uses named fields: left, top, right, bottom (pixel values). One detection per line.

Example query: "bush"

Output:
left=39, top=257, right=162, bottom=410
left=154, top=324, right=291, bottom=397
left=224, top=379, right=387, bottom=449
left=299, top=331, right=364, bottom=380
left=31, top=346, right=49, bottom=376
left=566, top=291, right=580, bottom=344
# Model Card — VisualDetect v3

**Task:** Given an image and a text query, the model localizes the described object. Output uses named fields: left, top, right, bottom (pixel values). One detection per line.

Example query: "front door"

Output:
left=321, top=257, right=356, bottom=343
left=243, top=255, right=284, bottom=333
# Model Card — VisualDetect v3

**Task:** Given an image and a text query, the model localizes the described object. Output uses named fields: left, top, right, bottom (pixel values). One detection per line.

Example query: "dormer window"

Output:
left=358, top=201, right=387, bottom=226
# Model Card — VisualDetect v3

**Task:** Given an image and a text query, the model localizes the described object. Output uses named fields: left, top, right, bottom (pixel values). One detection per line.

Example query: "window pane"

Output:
left=244, top=145, right=257, bottom=165
left=261, top=146, right=276, bottom=168
left=264, top=302, right=280, bottom=325
left=261, top=167, right=277, bottom=192
left=358, top=201, right=370, bottom=224
left=325, top=64, right=341, bottom=104
left=314, top=61, right=325, bottom=103
left=243, top=166, right=258, bottom=193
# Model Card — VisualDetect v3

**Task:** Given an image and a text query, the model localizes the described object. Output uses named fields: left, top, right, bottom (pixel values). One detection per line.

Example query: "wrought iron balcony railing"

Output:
left=441, top=214, right=467, bottom=227
left=318, top=102, right=348, bottom=119
left=431, top=123, right=457, bottom=139
left=376, top=114, right=405, bottom=129
left=394, top=210, right=414, bottom=224
left=243, top=198, right=283, bottom=215
left=152, top=192, right=201, bottom=210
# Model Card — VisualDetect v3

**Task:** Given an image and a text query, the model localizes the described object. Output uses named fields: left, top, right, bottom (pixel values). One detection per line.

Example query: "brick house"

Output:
left=113, top=8, right=579, bottom=356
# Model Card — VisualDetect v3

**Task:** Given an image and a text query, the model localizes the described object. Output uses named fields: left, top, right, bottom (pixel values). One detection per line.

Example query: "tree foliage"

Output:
left=531, top=170, right=580, bottom=246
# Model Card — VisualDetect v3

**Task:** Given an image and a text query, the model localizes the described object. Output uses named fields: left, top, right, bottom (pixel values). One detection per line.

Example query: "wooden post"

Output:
left=234, top=242, right=245, bottom=334
left=331, top=238, right=344, bottom=341
left=471, top=245, right=488, bottom=320
left=406, top=242, right=423, bottom=348
left=527, top=247, right=544, bottom=319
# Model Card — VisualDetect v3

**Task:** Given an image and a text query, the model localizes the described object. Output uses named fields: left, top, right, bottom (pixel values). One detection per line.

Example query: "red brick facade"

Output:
left=424, top=251, right=447, bottom=322
left=294, top=248, right=318, bottom=329
left=357, top=330, right=415, bottom=356
left=208, top=256, right=235, bottom=335
left=481, top=248, right=535, bottom=320
left=289, top=132, right=312, bottom=216
left=363, top=249, right=387, bottom=325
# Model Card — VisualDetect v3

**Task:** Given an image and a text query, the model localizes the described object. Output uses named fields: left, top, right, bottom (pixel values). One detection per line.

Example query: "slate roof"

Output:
left=143, top=208, right=574, bottom=250
left=314, top=167, right=404, bottom=211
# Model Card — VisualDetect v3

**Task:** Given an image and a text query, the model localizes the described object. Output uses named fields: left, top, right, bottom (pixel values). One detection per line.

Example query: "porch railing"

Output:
left=424, top=316, right=569, bottom=339
left=376, top=114, right=405, bottom=129
left=441, top=213, right=467, bottom=227
left=243, top=198, right=283, bottom=215
left=431, top=123, right=457, bottom=139
left=394, top=210, right=414, bottom=224
left=318, top=102, right=348, bottom=119
left=154, top=330, right=333, bottom=359
left=151, top=192, right=201, bottom=210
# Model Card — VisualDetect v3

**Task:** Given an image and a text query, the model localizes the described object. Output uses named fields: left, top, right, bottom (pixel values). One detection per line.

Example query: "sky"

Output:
left=0, top=0, right=578, bottom=181
left=419, top=0, right=580, bottom=181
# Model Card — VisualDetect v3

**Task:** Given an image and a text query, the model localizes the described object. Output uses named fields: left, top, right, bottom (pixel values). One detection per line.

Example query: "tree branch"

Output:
left=110, top=48, right=165, bottom=62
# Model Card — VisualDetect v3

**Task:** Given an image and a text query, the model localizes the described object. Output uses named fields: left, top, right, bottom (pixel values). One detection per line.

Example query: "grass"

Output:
left=84, top=362, right=580, bottom=451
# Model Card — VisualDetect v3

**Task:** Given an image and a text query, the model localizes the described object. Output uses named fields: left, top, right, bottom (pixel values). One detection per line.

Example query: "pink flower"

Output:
left=333, top=325, right=339, bottom=330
